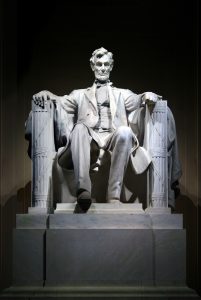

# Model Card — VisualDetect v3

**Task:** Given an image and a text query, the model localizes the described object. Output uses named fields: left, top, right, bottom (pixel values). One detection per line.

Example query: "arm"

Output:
left=33, top=90, right=61, bottom=105
left=122, top=89, right=142, bottom=112
left=141, top=92, right=162, bottom=106
left=122, top=89, right=162, bottom=112
left=33, top=90, right=78, bottom=113
left=31, top=90, right=78, bottom=150
left=124, top=90, right=162, bottom=144
left=33, top=89, right=78, bottom=129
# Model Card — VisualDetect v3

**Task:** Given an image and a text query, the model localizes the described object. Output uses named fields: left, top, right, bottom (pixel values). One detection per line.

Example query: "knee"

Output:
left=70, top=123, right=89, bottom=142
left=115, top=126, right=133, bottom=142
left=72, top=123, right=87, bottom=133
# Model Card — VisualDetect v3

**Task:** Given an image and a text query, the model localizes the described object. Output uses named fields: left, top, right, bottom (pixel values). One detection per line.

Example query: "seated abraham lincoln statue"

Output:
left=26, top=47, right=181, bottom=212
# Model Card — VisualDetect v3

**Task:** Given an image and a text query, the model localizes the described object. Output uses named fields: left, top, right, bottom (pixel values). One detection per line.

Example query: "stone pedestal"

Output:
left=12, top=204, right=186, bottom=289
left=46, top=228, right=154, bottom=286
left=13, top=214, right=48, bottom=286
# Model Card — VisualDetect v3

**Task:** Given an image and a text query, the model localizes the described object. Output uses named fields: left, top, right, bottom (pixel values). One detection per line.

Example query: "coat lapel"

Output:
left=107, top=83, right=117, bottom=125
left=84, top=83, right=97, bottom=112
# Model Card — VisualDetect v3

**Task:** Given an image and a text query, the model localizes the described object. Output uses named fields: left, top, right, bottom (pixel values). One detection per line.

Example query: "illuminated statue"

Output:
left=25, top=47, right=181, bottom=212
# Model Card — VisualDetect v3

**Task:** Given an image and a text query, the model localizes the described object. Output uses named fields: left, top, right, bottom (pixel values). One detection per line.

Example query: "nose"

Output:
left=101, top=64, right=106, bottom=71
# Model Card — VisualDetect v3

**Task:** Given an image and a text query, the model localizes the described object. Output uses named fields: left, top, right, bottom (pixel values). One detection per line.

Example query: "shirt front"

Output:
left=94, top=83, right=113, bottom=132
left=93, top=82, right=114, bottom=148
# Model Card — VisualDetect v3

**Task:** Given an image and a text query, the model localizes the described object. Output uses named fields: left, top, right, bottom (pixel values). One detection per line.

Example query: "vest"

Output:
left=94, top=84, right=112, bottom=132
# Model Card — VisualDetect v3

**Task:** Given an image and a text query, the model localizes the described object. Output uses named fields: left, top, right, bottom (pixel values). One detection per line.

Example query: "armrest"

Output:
left=31, top=98, right=56, bottom=210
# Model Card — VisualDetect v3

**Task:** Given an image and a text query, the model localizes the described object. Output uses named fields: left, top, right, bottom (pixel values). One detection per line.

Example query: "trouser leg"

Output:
left=107, top=126, right=134, bottom=200
left=70, top=123, right=92, bottom=195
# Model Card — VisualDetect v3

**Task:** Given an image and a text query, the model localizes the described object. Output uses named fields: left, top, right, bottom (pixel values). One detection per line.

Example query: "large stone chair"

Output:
left=25, top=97, right=180, bottom=213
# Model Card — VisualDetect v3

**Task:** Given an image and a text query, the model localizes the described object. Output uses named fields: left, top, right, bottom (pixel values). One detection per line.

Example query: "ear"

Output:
left=110, top=63, right=114, bottom=71
left=90, top=63, right=95, bottom=71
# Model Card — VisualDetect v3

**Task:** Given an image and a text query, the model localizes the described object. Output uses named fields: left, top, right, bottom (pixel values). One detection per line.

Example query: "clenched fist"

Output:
left=142, top=92, right=162, bottom=106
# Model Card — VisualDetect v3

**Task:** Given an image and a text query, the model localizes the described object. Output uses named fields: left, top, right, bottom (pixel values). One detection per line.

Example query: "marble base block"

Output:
left=46, top=229, right=154, bottom=286
left=154, top=229, right=186, bottom=285
left=12, top=211, right=186, bottom=288
left=45, top=211, right=185, bottom=286
left=13, top=229, right=45, bottom=286
left=16, top=214, right=48, bottom=229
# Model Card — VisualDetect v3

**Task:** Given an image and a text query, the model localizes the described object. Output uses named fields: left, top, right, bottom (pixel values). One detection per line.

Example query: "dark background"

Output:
left=0, top=0, right=200, bottom=294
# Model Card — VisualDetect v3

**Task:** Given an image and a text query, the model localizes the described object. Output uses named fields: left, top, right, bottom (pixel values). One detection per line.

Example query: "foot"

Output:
left=77, top=190, right=92, bottom=212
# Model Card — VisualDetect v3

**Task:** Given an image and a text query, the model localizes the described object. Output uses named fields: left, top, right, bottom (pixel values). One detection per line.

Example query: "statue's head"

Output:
left=90, top=47, right=114, bottom=82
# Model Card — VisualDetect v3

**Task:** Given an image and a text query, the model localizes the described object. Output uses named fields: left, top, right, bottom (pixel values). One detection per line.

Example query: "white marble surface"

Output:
left=55, top=202, right=144, bottom=214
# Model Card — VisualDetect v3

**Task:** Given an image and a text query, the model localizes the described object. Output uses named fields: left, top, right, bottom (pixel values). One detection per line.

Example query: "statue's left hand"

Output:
left=142, top=92, right=162, bottom=106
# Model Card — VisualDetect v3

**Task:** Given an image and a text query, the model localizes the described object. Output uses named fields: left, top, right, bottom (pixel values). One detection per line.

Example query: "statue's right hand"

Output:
left=32, top=90, right=53, bottom=107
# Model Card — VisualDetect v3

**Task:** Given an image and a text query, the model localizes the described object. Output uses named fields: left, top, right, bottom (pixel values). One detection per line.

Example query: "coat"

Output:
left=55, top=82, right=151, bottom=173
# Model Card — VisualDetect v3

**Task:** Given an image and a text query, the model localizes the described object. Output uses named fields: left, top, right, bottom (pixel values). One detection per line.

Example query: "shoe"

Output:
left=77, top=190, right=92, bottom=212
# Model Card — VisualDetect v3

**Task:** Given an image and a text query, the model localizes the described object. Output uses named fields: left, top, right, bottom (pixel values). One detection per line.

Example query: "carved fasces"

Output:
left=31, top=99, right=56, bottom=209
left=144, top=101, right=168, bottom=207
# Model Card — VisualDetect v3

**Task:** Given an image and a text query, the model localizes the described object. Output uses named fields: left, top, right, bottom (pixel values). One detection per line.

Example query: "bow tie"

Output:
left=95, top=80, right=112, bottom=88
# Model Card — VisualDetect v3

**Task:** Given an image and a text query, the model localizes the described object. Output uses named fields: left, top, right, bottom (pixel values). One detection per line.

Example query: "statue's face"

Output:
left=92, top=54, right=113, bottom=82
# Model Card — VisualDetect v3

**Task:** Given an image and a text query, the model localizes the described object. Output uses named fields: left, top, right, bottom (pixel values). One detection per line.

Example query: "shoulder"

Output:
left=112, top=86, right=137, bottom=98
left=69, top=88, right=88, bottom=98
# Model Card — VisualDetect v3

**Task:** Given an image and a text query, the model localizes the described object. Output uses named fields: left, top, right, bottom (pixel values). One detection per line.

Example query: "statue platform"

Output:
left=0, top=203, right=199, bottom=298
left=11, top=204, right=188, bottom=291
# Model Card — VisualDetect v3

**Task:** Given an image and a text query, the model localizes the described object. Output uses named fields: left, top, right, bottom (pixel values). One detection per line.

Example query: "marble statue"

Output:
left=25, top=47, right=181, bottom=212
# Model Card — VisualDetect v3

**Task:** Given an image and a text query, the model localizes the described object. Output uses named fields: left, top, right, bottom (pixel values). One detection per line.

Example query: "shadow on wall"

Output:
left=0, top=182, right=31, bottom=290
left=175, top=190, right=199, bottom=293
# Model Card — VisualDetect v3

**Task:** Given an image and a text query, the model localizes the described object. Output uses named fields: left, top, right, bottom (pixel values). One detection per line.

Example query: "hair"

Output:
left=90, top=47, right=114, bottom=69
